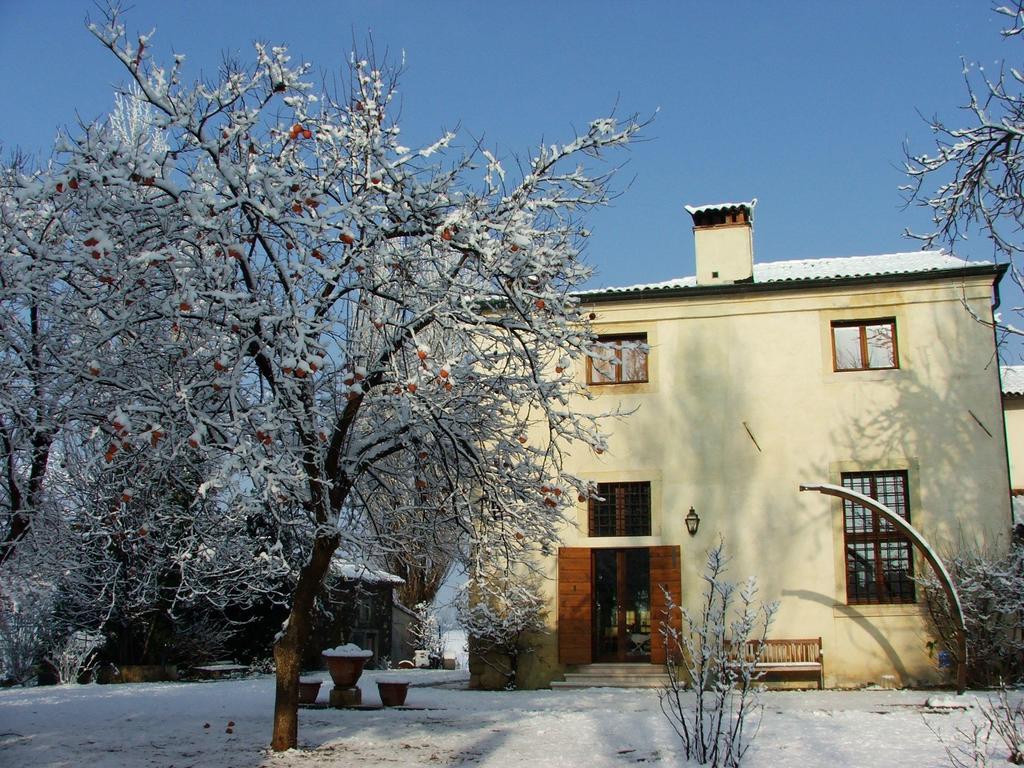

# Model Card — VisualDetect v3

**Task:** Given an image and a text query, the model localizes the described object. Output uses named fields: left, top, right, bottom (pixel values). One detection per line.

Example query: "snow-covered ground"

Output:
left=0, top=671, right=1017, bottom=767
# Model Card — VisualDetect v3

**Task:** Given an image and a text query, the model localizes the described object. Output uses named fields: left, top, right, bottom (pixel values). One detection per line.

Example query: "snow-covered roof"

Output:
left=1002, top=365, right=1024, bottom=396
left=684, top=199, right=757, bottom=216
left=579, top=251, right=995, bottom=298
left=393, top=601, right=419, bottom=618
left=330, top=559, right=404, bottom=585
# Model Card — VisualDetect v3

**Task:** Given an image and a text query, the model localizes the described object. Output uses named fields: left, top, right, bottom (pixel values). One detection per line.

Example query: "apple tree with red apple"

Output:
left=0, top=8, right=639, bottom=750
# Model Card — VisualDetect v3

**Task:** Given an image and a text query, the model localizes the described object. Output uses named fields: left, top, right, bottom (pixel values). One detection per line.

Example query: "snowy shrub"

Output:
left=986, top=690, right=1024, bottom=765
left=457, top=571, right=546, bottom=689
left=411, top=602, right=446, bottom=663
left=45, top=629, right=103, bottom=685
left=163, top=613, right=235, bottom=665
left=659, top=541, right=777, bottom=768
left=930, top=688, right=1024, bottom=767
left=249, top=656, right=276, bottom=675
left=0, top=578, right=56, bottom=685
left=918, top=540, right=1024, bottom=686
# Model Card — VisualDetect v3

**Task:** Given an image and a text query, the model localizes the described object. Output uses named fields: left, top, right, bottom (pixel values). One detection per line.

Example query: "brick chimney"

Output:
left=684, top=199, right=756, bottom=286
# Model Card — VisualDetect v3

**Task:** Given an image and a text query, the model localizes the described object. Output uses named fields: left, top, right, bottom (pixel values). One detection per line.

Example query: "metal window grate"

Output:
left=589, top=482, right=651, bottom=537
left=841, top=471, right=915, bottom=604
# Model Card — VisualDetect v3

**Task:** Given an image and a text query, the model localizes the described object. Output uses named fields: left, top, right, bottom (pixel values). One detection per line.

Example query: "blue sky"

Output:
left=1, top=1, right=1017, bottom=346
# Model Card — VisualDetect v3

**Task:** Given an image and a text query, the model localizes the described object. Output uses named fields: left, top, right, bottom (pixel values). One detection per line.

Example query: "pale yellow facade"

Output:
left=516, top=237, right=1013, bottom=690
left=1002, top=394, right=1024, bottom=491
left=1001, top=372, right=1024, bottom=526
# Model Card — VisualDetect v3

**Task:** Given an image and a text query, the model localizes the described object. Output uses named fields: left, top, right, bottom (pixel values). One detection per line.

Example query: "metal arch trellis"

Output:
left=799, top=482, right=967, bottom=694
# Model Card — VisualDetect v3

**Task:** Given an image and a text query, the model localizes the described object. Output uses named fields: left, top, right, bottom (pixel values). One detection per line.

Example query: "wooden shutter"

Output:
left=557, top=547, right=592, bottom=665
left=649, top=545, right=682, bottom=665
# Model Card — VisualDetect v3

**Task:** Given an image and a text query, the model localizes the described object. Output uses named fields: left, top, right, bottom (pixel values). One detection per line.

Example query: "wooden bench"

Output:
left=728, top=638, right=824, bottom=689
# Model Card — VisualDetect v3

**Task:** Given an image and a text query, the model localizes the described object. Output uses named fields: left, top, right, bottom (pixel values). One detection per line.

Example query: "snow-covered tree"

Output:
left=659, top=541, right=777, bottom=768
left=457, top=566, right=546, bottom=689
left=50, top=439, right=287, bottom=667
left=904, top=2, right=1024, bottom=337
left=410, top=600, right=446, bottom=661
left=0, top=150, right=71, bottom=565
left=0, top=8, right=640, bottom=749
left=359, top=459, right=458, bottom=609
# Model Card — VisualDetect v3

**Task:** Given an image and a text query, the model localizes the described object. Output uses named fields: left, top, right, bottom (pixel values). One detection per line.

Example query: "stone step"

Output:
left=551, top=676, right=669, bottom=689
left=551, top=663, right=670, bottom=689
left=570, top=664, right=665, bottom=677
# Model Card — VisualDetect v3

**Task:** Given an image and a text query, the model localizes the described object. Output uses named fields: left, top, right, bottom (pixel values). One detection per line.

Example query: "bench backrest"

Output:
left=733, top=638, right=822, bottom=663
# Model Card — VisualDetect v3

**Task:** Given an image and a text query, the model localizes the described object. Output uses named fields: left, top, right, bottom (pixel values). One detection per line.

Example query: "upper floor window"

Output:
left=841, top=470, right=915, bottom=605
left=589, top=481, right=651, bottom=537
left=831, top=319, right=897, bottom=371
left=588, top=334, right=648, bottom=385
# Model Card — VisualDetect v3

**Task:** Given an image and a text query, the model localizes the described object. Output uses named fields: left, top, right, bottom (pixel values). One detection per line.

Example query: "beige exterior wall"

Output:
left=523, top=273, right=1013, bottom=689
left=1002, top=396, right=1024, bottom=490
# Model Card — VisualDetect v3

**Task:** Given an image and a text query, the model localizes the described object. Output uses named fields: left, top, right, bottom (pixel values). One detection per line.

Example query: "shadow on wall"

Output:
left=569, top=295, right=1006, bottom=685
left=782, top=588, right=910, bottom=682
left=608, top=315, right=835, bottom=625
left=836, top=308, right=1009, bottom=550
left=821, top=301, right=1010, bottom=681
left=709, top=317, right=831, bottom=595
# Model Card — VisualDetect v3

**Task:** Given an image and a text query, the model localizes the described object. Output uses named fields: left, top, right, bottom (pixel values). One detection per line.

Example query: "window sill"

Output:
left=832, top=603, right=923, bottom=619
left=587, top=381, right=655, bottom=396
left=830, top=367, right=903, bottom=380
left=835, top=370, right=901, bottom=376
left=585, top=536, right=661, bottom=548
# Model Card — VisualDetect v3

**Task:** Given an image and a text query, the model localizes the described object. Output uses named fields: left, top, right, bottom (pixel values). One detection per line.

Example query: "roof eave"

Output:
left=578, top=263, right=1007, bottom=305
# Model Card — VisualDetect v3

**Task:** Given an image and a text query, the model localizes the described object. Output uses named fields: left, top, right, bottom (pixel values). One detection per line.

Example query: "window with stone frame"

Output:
left=831, top=319, right=898, bottom=371
left=588, top=482, right=651, bottom=537
left=841, top=470, right=915, bottom=604
left=587, top=334, right=649, bottom=385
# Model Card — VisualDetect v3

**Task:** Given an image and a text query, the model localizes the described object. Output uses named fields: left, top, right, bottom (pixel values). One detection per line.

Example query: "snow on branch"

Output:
left=0, top=9, right=642, bottom=748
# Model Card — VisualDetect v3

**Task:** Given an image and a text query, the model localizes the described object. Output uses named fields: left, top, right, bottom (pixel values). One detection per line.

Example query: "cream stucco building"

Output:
left=502, top=200, right=1015, bottom=690
left=1000, top=365, right=1024, bottom=529
left=1002, top=367, right=1024, bottom=491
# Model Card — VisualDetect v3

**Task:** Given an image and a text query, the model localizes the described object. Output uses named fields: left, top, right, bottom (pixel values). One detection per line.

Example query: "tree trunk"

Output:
left=270, top=532, right=340, bottom=752
left=271, top=624, right=303, bottom=752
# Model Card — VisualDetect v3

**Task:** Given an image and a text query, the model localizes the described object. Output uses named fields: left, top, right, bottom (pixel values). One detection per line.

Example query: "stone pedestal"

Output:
left=329, top=685, right=362, bottom=707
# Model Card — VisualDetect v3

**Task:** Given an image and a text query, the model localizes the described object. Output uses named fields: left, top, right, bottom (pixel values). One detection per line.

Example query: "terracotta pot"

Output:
left=298, top=678, right=322, bottom=704
left=322, top=655, right=368, bottom=688
left=377, top=681, right=410, bottom=707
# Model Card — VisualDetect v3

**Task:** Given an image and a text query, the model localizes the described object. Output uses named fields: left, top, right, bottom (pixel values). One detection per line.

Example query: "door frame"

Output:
left=557, top=544, right=680, bottom=666
left=591, top=547, right=652, bottom=663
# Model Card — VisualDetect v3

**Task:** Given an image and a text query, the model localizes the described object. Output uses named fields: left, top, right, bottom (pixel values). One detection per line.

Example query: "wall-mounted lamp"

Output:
left=685, top=506, right=700, bottom=536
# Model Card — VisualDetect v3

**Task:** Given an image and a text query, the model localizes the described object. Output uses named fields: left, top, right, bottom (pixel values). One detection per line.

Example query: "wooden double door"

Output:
left=558, top=545, right=681, bottom=665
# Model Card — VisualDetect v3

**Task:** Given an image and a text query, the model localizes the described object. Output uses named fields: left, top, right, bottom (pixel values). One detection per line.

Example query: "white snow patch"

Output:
left=329, top=558, right=404, bottom=585
left=1002, top=365, right=1024, bottom=396
left=925, top=694, right=970, bottom=709
left=684, top=199, right=757, bottom=216
left=0, top=677, right=1016, bottom=768
left=322, top=643, right=373, bottom=658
